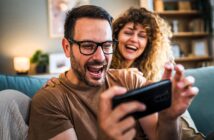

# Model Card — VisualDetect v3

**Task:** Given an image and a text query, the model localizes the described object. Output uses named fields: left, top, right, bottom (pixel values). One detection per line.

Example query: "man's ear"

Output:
left=62, top=38, right=71, bottom=58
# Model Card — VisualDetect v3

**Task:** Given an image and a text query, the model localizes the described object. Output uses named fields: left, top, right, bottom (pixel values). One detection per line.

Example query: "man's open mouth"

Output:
left=87, top=65, right=104, bottom=79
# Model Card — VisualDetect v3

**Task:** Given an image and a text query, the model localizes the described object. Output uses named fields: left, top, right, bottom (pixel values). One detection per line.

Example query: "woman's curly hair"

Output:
left=111, top=7, right=174, bottom=82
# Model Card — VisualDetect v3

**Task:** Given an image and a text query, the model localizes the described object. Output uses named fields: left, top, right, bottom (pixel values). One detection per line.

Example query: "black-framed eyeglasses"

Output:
left=68, top=38, right=117, bottom=55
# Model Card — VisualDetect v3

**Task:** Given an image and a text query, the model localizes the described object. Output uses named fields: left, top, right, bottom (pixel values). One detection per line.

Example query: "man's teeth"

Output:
left=87, top=66, right=103, bottom=73
left=91, top=66, right=103, bottom=69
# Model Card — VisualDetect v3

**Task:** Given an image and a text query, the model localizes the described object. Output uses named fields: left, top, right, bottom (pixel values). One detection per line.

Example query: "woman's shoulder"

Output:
left=107, top=68, right=146, bottom=89
left=107, top=68, right=144, bottom=77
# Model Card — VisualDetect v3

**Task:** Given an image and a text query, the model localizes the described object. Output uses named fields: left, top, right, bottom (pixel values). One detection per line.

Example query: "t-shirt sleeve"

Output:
left=28, top=87, right=73, bottom=140
left=181, top=117, right=205, bottom=140
left=123, top=68, right=147, bottom=90
left=106, top=68, right=147, bottom=89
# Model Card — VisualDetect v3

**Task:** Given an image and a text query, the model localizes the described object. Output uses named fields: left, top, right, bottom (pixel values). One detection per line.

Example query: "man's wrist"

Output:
left=159, top=109, right=180, bottom=122
left=158, top=115, right=182, bottom=140
left=97, top=127, right=111, bottom=140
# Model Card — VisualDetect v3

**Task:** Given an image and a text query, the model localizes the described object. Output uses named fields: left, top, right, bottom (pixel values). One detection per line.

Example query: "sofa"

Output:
left=0, top=66, right=214, bottom=136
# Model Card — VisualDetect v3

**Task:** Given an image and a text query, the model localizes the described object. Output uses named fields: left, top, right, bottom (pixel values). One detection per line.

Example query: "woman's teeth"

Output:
left=126, top=45, right=137, bottom=51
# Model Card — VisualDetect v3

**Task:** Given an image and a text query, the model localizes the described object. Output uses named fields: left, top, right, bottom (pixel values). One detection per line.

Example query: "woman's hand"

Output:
left=43, top=77, right=60, bottom=87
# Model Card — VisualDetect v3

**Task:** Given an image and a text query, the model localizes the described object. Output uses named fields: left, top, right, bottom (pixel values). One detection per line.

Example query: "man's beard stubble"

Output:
left=70, top=51, right=108, bottom=87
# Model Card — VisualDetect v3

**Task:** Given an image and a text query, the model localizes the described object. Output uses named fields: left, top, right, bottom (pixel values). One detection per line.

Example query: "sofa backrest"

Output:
left=0, top=74, right=47, bottom=98
left=0, top=66, right=213, bottom=135
left=185, top=66, right=214, bottom=136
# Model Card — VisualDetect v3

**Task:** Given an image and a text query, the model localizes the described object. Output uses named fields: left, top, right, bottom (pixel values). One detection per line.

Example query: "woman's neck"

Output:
left=124, top=60, right=134, bottom=68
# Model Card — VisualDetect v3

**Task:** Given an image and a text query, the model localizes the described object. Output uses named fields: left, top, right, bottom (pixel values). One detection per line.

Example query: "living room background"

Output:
left=0, top=0, right=213, bottom=75
left=0, top=0, right=139, bottom=74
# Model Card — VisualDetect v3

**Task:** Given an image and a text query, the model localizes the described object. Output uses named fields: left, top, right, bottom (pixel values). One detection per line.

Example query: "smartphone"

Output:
left=112, top=79, right=172, bottom=119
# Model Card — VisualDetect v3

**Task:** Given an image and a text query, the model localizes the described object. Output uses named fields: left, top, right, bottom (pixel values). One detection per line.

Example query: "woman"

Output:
left=111, top=7, right=174, bottom=82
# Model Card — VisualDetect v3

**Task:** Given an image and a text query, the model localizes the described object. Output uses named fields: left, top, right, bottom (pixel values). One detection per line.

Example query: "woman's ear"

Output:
left=62, top=38, right=71, bottom=58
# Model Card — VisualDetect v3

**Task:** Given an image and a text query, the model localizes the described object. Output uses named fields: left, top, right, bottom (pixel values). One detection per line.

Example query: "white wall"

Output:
left=0, top=0, right=139, bottom=74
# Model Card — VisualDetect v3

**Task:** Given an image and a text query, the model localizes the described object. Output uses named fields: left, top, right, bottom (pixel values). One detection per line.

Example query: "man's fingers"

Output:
left=116, top=116, right=136, bottom=134
left=99, top=86, right=127, bottom=122
left=121, top=128, right=136, bottom=140
left=173, top=64, right=184, bottom=82
left=162, top=63, right=174, bottom=80
left=177, top=87, right=199, bottom=109
left=111, top=101, right=146, bottom=121
left=181, top=86, right=199, bottom=97
left=98, top=87, right=141, bottom=140
left=176, top=76, right=195, bottom=90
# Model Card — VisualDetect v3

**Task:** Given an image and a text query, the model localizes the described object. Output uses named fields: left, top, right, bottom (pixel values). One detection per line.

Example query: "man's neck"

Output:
left=66, top=69, right=80, bottom=85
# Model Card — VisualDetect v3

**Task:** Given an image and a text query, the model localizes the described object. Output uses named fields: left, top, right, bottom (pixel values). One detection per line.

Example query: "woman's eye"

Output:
left=138, top=34, right=147, bottom=39
left=139, top=35, right=146, bottom=38
left=124, top=31, right=133, bottom=35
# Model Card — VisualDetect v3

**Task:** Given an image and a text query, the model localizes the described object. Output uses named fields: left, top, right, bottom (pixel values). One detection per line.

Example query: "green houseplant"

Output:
left=31, top=50, right=49, bottom=73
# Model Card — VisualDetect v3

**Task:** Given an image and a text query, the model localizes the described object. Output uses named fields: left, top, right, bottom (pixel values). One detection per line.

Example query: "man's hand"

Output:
left=161, top=64, right=199, bottom=120
left=98, top=86, right=146, bottom=140
left=151, top=63, right=199, bottom=140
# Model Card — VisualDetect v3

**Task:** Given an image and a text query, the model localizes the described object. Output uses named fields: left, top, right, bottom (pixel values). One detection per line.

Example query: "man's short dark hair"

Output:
left=64, top=5, right=113, bottom=40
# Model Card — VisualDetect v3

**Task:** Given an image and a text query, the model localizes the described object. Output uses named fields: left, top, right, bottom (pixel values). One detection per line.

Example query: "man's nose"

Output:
left=92, top=46, right=105, bottom=61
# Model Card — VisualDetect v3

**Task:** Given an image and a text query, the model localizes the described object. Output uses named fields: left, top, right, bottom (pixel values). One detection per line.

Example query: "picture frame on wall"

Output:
left=48, top=0, right=90, bottom=38
left=192, top=39, right=209, bottom=57
left=49, top=53, right=70, bottom=74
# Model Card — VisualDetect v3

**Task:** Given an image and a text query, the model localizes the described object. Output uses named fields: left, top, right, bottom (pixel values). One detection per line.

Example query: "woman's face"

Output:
left=117, top=22, right=148, bottom=63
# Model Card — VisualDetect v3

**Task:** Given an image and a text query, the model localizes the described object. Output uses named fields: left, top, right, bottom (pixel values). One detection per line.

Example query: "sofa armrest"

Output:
left=185, top=66, right=214, bottom=136
left=0, top=74, right=48, bottom=98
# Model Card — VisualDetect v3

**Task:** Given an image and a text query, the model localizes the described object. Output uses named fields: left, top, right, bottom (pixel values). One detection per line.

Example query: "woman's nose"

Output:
left=129, top=34, right=138, bottom=42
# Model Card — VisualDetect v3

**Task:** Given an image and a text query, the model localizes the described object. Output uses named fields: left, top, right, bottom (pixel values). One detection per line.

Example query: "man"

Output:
left=28, top=5, right=203, bottom=140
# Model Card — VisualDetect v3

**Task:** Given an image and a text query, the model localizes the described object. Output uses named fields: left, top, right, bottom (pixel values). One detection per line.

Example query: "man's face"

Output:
left=70, top=18, right=113, bottom=87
